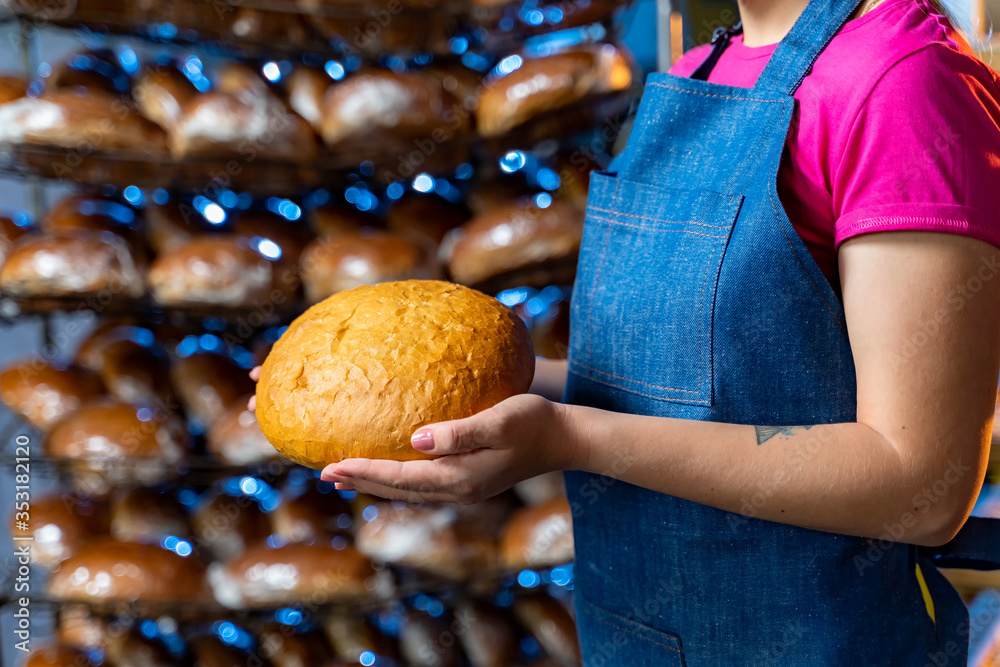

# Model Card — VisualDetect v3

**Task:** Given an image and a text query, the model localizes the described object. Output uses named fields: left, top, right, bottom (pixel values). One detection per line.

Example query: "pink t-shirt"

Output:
left=670, top=0, right=1000, bottom=286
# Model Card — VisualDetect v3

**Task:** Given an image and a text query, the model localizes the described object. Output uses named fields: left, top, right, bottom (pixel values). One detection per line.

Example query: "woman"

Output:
left=253, top=0, right=1000, bottom=662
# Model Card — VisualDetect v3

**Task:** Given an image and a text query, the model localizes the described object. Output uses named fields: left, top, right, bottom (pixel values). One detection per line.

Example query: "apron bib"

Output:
left=564, top=1, right=1000, bottom=664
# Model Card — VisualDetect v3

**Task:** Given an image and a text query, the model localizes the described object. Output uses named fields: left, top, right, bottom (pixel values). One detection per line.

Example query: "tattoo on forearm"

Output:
left=754, top=425, right=815, bottom=445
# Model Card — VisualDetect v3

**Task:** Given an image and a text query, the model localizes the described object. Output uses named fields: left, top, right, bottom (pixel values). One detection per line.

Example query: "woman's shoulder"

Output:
left=667, top=44, right=714, bottom=78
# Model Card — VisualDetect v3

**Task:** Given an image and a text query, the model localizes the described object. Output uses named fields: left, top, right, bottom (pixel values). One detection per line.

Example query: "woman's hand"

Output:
left=319, top=394, right=577, bottom=504
left=247, top=366, right=261, bottom=411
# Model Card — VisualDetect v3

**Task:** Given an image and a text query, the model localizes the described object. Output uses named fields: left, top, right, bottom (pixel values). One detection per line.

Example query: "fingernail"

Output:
left=411, top=429, right=435, bottom=451
left=332, top=468, right=351, bottom=478
left=334, top=483, right=355, bottom=491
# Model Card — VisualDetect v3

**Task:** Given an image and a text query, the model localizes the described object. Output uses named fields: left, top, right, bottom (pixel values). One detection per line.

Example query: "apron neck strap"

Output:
left=753, top=0, right=866, bottom=96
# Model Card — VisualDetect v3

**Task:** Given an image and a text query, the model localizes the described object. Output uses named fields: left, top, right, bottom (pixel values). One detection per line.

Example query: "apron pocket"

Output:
left=577, top=597, right=687, bottom=667
left=570, top=171, right=741, bottom=407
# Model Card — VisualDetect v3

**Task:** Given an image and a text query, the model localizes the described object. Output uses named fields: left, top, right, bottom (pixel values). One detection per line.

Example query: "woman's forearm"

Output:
left=557, top=405, right=986, bottom=547
left=529, top=358, right=568, bottom=402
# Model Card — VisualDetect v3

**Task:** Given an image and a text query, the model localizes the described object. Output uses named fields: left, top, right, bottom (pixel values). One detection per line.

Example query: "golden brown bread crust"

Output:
left=209, top=542, right=377, bottom=608
left=45, top=399, right=187, bottom=462
left=354, top=502, right=497, bottom=580
left=48, top=539, right=209, bottom=604
left=270, top=483, right=352, bottom=543
left=192, top=490, right=271, bottom=561
left=0, top=74, right=27, bottom=105
left=147, top=235, right=278, bottom=307
left=299, top=230, right=432, bottom=303
left=513, top=595, right=581, bottom=666
left=256, top=280, right=534, bottom=467
left=22, top=644, right=92, bottom=667
left=170, top=351, right=255, bottom=426
left=207, top=399, right=279, bottom=465
left=0, top=91, right=167, bottom=151
left=476, top=44, right=633, bottom=137
left=0, top=232, right=144, bottom=299
left=448, top=201, right=583, bottom=287
left=500, top=496, right=574, bottom=570
left=11, top=491, right=108, bottom=569
left=110, top=487, right=191, bottom=543
left=320, top=70, right=467, bottom=151
left=133, top=64, right=199, bottom=131
left=0, top=359, right=103, bottom=430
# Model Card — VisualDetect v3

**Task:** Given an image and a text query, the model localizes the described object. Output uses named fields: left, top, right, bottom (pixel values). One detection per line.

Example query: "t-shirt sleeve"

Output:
left=833, top=44, right=1000, bottom=248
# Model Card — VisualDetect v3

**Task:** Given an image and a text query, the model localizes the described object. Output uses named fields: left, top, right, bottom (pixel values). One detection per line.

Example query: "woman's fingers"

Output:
left=322, top=453, right=499, bottom=504
left=247, top=395, right=256, bottom=411
left=410, top=408, right=505, bottom=456
left=249, top=366, right=262, bottom=382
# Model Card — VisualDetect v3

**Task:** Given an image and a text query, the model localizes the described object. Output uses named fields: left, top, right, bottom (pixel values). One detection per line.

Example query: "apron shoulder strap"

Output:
left=753, top=0, right=866, bottom=96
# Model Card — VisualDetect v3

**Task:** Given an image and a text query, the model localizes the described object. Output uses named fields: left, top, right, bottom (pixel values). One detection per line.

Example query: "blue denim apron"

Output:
left=564, top=1, right=1000, bottom=664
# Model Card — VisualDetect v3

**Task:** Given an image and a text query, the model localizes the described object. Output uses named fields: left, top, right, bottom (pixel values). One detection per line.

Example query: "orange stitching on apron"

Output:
left=579, top=191, right=737, bottom=400
left=586, top=205, right=729, bottom=230
left=586, top=179, right=619, bottom=365
left=580, top=604, right=684, bottom=654
left=586, top=215, right=727, bottom=238
left=764, top=112, right=848, bottom=337
left=649, top=81, right=787, bottom=104
left=571, top=360, right=706, bottom=394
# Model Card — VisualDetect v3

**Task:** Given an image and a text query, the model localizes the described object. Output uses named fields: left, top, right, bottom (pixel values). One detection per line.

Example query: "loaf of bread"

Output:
left=355, top=502, right=497, bottom=579
left=448, top=201, right=583, bottom=291
left=0, top=359, right=103, bottom=430
left=256, top=280, right=534, bottom=467
left=170, top=351, right=255, bottom=426
left=0, top=91, right=167, bottom=151
left=207, top=400, right=279, bottom=465
left=48, top=539, right=209, bottom=604
left=476, top=44, right=633, bottom=137
left=170, top=65, right=317, bottom=161
left=500, top=496, right=574, bottom=570
left=147, top=235, right=280, bottom=307
left=299, top=230, right=432, bottom=303
left=320, top=70, right=467, bottom=151
left=133, top=63, right=199, bottom=131
left=0, top=232, right=144, bottom=299
left=11, top=491, right=108, bottom=569
left=209, top=542, right=378, bottom=608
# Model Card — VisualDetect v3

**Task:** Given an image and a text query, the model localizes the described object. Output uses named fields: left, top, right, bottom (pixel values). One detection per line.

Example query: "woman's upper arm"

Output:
left=839, top=232, right=1000, bottom=528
